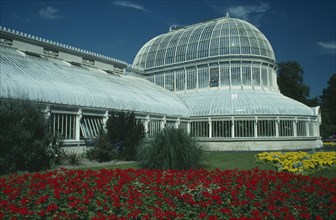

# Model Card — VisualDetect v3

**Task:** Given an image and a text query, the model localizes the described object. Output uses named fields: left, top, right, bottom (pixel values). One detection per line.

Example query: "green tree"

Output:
left=277, top=61, right=310, bottom=105
left=0, top=99, right=51, bottom=174
left=320, top=74, right=336, bottom=138
left=106, top=111, right=144, bottom=160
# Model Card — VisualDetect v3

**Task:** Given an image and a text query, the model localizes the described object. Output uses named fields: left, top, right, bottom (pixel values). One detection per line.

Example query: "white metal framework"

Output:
left=0, top=14, right=322, bottom=150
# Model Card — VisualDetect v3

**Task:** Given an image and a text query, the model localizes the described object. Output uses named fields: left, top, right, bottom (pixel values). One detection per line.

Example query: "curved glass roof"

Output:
left=178, top=89, right=314, bottom=117
left=133, top=15, right=275, bottom=69
left=0, top=45, right=189, bottom=117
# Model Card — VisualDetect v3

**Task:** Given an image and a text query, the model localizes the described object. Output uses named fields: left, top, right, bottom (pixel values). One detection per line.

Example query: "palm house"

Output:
left=0, top=14, right=322, bottom=151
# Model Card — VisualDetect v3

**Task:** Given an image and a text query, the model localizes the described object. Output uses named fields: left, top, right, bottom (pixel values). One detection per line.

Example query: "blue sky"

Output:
left=1, top=0, right=335, bottom=98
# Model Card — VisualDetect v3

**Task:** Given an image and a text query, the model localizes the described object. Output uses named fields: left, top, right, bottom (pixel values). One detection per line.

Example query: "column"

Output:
left=208, top=117, right=212, bottom=138
left=187, top=121, right=191, bottom=134
left=275, top=117, right=279, bottom=137
left=231, top=117, right=235, bottom=138
left=175, top=117, right=180, bottom=129
left=160, top=116, right=166, bottom=130
left=144, top=115, right=150, bottom=137
left=75, top=109, right=82, bottom=141
left=103, top=111, right=109, bottom=132
left=254, top=116, right=258, bottom=137
left=293, top=117, right=297, bottom=137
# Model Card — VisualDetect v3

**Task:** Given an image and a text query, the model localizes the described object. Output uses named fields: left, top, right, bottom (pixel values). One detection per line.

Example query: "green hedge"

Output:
left=0, top=99, right=51, bottom=174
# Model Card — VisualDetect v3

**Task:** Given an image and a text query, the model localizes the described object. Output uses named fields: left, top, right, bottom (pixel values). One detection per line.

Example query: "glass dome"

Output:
left=133, top=15, right=275, bottom=69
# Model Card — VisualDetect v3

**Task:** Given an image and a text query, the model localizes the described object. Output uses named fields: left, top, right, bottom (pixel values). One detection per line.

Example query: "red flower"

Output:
left=198, top=212, right=207, bottom=218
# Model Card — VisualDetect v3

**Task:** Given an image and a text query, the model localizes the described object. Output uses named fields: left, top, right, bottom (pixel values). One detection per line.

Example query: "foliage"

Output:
left=277, top=61, right=310, bottom=105
left=106, top=111, right=144, bottom=161
left=138, top=127, right=205, bottom=170
left=256, top=151, right=336, bottom=175
left=320, top=74, right=336, bottom=138
left=49, top=136, right=67, bottom=167
left=323, top=142, right=336, bottom=147
left=0, top=99, right=51, bottom=174
left=66, top=153, right=81, bottom=166
left=1, top=168, right=335, bottom=219
left=86, top=129, right=118, bottom=162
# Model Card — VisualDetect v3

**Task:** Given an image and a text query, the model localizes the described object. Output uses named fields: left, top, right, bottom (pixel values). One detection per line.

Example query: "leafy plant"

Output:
left=0, top=99, right=51, bottom=174
left=66, top=153, right=81, bottom=166
left=106, top=111, right=144, bottom=161
left=49, top=136, right=67, bottom=167
left=137, top=127, right=205, bottom=170
left=86, top=129, right=117, bottom=162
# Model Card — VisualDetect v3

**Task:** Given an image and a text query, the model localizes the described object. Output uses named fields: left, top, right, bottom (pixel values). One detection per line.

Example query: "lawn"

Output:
left=79, top=151, right=336, bottom=179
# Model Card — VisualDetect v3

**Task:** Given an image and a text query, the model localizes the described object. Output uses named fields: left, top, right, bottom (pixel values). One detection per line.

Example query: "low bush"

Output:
left=0, top=99, right=51, bottom=174
left=49, top=136, right=67, bottom=167
left=106, top=111, right=144, bottom=161
left=137, top=127, right=205, bottom=170
left=66, top=153, right=81, bottom=166
left=86, top=129, right=117, bottom=162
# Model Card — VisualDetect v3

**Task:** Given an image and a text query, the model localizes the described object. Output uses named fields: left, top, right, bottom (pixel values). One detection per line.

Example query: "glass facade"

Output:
left=0, top=14, right=321, bottom=150
left=134, top=17, right=275, bottom=69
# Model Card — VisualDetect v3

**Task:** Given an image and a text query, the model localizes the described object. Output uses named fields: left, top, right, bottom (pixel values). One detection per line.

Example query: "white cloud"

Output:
left=113, top=1, right=150, bottom=13
left=228, top=2, right=270, bottom=20
left=39, top=6, right=63, bottom=20
left=317, top=41, right=336, bottom=54
left=209, top=2, right=270, bottom=26
left=317, top=41, right=336, bottom=50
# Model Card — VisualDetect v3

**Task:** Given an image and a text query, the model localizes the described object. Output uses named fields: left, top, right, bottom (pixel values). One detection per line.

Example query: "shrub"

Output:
left=137, top=127, right=205, bottom=170
left=66, top=153, right=81, bottom=165
left=0, top=99, right=51, bottom=174
left=106, top=111, right=144, bottom=161
left=86, top=129, right=117, bottom=162
left=49, top=136, right=67, bottom=167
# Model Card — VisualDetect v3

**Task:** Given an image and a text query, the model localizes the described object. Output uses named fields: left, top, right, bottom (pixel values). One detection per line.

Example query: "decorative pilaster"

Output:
left=75, top=109, right=82, bottom=141
left=208, top=117, right=212, bottom=138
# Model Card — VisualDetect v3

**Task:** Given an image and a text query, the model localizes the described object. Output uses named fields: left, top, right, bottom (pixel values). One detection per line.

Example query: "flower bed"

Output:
left=257, top=151, right=336, bottom=175
left=1, top=168, right=335, bottom=219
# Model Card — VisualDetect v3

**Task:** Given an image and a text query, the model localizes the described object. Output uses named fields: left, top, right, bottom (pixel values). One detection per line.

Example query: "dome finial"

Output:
left=226, top=12, right=230, bottom=17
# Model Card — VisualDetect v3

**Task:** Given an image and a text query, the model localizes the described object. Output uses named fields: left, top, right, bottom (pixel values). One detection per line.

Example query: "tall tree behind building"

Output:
left=320, top=74, right=336, bottom=138
left=277, top=61, right=310, bottom=105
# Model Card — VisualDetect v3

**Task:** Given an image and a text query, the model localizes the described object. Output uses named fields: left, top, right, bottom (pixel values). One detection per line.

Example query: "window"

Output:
left=220, top=64, right=230, bottom=86
left=165, top=72, right=175, bottom=91
left=51, top=113, right=76, bottom=140
left=234, top=120, right=254, bottom=137
left=297, top=121, right=307, bottom=137
left=257, top=120, right=276, bottom=137
left=190, top=121, right=209, bottom=138
left=231, top=66, right=241, bottom=86
left=186, top=68, right=197, bottom=89
left=212, top=120, right=231, bottom=137
left=155, top=73, right=164, bottom=88
left=0, top=37, right=13, bottom=45
left=176, top=69, right=185, bottom=91
left=261, top=67, right=268, bottom=87
left=80, top=116, right=103, bottom=139
left=209, top=68, right=219, bottom=87
left=198, top=66, right=208, bottom=88
left=279, top=120, right=293, bottom=137
left=44, top=48, right=59, bottom=57
left=252, top=66, right=260, bottom=87
left=148, top=120, right=161, bottom=138
left=242, top=66, right=251, bottom=86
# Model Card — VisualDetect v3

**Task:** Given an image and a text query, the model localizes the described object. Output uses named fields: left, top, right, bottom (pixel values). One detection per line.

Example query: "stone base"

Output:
left=198, top=138, right=323, bottom=151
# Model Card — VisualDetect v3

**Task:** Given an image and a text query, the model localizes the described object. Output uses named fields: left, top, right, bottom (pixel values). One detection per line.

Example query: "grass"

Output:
left=203, top=151, right=275, bottom=171
left=76, top=151, right=335, bottom=179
